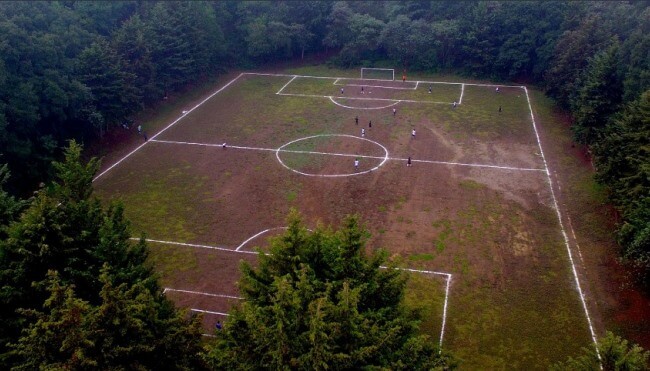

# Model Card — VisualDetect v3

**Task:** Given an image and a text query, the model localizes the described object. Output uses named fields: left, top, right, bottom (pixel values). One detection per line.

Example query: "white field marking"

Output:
left=458, top=83, right=465, bottom=105
left=132, top=237, right=259, bottom=255
left=379, top=266, right=452, bottom=348
left=93, top=73, right=245, bottom=182
left=275, top=75, right=297, bottom=95
left=415, top=81, right=420, bottom=89
left=164, top=288, right=244, bottom=300
left=202, top=334, right=217, bottom=338
left=152, top=235, right=453, bottom=349
left=329, top=96, right=400, bottom=110
left=235, top=227, right=287, bottom=251
left=278, top=92, right=445, bottom=104
left=524, top=87, right=601, bottom=360
left=150, top=139, right=546, bottom=172
left=244, top=72, right=522, bottom=88
left=275, top=134, right=389, bottom=177
left=567, top=215, right=585, bottom=265
left=333, top=80, right=418, bottom=90
left=191, top=308, right=229, bottom=316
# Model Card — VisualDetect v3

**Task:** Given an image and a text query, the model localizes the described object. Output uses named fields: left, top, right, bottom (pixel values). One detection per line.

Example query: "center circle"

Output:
left=275, top=134, right=389, bottom=177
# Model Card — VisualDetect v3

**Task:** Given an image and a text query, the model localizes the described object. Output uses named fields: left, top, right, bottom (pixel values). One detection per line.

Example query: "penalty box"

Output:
left=148, top=237, right=452, bottom=346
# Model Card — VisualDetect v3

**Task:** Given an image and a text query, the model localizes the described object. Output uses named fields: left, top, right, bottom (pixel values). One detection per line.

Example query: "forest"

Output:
left=0, top=1, right=648, bottom=368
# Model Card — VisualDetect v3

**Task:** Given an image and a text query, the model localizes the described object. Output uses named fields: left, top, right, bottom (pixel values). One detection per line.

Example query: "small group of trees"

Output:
left=0, top=142, right=204, bottom=369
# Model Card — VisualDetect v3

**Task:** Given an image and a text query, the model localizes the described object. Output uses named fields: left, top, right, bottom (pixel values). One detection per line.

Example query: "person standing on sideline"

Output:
left=354, top=158, right=359, bottom=172
left=407, top=156, right=412, bottom=167
left=393, top=108, right=396, bottom=116
left=411, top=128, right=416, bottom=138
left=355, top=116, right=359, bottom=125
left=361, top=128, right=365, bottom=137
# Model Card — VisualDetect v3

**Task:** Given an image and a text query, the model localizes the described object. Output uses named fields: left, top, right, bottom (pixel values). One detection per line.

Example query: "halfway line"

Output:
left=150, top=139, right=545, bottom=172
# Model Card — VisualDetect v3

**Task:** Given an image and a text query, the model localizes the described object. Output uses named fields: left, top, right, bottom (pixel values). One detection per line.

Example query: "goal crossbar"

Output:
left=360, top=68, right=395, bottom=81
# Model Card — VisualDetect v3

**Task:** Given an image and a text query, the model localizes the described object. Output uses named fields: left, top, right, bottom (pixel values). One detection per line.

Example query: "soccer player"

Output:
left=354, top=158, right=359, bottom=171
left=402, top=74, right=406, bottom=82
left=499, top=105, right=502, bottom=113
left=407, top=156, right=412, bottom=167
left=361, top=86, right=364, bottom=94
left=495, top=87, right=500, bottom=93
left=137, top=125, right=142, bottom=134
left=453, top=101, right=457, bottom=108
left=428, top=86, right=432, bottom=94
left=393, top=108, right=396, bottom=116
left=216, top=321, right=222, bottom=330
left=341, top=87, right=344, bottom=94
left=355, top=116, right=359, bottom=125
left=369, top=120, right=372, bottom=128
left=411, top=128, right=416, bottom=138
left=361, top=128, right=365, bottom=137
left=222, top=143, right=227, bottom=149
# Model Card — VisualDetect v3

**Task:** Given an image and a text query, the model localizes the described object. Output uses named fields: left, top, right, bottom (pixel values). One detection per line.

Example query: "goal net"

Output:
left=360, top=68, right=395, bottom=81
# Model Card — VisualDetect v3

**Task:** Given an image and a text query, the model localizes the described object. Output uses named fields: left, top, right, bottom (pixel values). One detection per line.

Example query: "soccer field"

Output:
left=94, top=69, right=595, bottom=369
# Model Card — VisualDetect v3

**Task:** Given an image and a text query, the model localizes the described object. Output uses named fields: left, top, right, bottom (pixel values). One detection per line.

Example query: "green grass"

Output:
left=93, top=68, right=598, bottom=369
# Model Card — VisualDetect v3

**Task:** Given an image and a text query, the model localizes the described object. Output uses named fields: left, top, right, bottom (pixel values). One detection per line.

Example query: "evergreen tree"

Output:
left=204, top=210, right=454, bottom=370
left=571, top=42, right=623, bottom=144
left=551, top=331, right=650, bottom=371
left=0, top=141, right=197, bottom=368
left=12, top=270, right=205, bottom=370
left=593, top=91, right=650, bottom=285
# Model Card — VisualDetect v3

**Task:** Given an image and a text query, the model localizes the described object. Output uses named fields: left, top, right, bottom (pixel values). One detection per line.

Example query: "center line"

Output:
left=150, top=139, right=545, bottom=172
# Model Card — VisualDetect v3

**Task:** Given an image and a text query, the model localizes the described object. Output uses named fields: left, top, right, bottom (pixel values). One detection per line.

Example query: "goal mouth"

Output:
left=360, top=67, right=395, bottom=81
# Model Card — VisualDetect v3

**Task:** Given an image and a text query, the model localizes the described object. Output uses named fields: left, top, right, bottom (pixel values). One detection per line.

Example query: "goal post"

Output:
left=360, top=68, right=395, bottom=81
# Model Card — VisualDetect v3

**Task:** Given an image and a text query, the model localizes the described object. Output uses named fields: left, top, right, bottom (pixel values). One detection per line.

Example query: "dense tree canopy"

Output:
left=204, top=211, right=454, bottom=370
left=0, top=142, right=204, bottom=369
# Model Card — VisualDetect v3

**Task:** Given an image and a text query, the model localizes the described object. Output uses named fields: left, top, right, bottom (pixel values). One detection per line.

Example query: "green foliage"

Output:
left=550, top=331, right=650, bottom=371
left=204, top=210, right=454, bottom=370
left=0, top=164, right=25, bottom=235
left=571, top=42, right=623, bottom=144
left=0, top=142, right=202, bottom=369
left=593, top=91, right=650, bottom=285
left=12, top=270, right=205, bottom=370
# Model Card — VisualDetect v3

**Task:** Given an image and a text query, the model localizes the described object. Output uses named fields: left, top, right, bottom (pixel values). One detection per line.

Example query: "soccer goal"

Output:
left=360, top=68, right=395, bottom=81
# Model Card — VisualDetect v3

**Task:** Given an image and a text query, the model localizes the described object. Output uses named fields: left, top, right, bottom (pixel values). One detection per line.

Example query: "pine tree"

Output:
left=204, top=210, right=454, bottom=370
left=551, top=331, right=650, bottom=371
left=0, top=141, right=202, bottom=368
